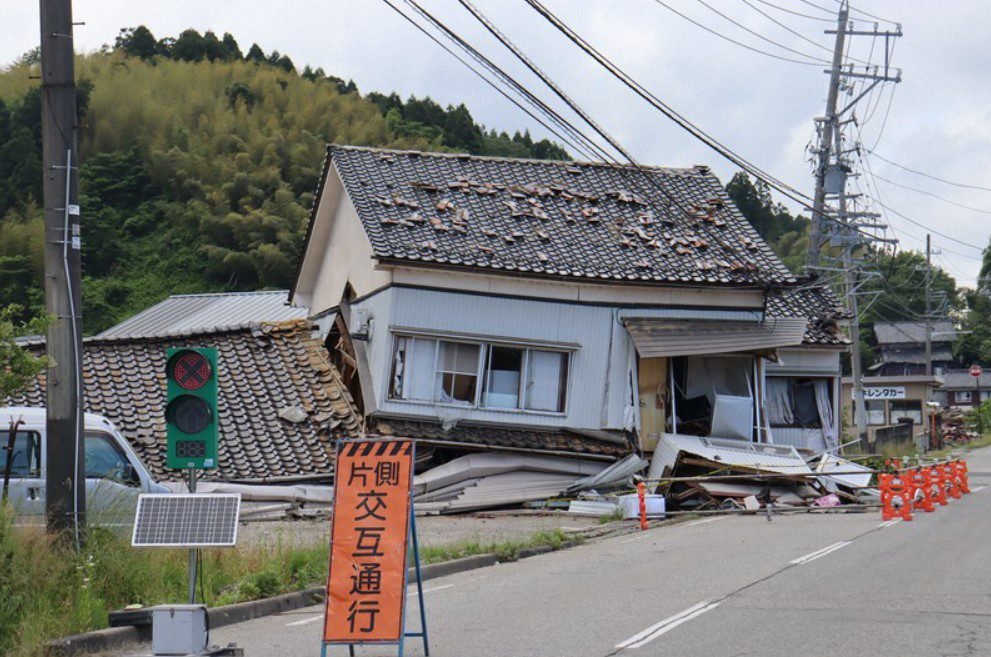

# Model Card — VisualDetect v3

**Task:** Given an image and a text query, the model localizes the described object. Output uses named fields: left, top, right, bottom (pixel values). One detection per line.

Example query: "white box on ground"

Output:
left=152, top=604, right=208, bottom=655
left=619, top=493, right=665, bottom=519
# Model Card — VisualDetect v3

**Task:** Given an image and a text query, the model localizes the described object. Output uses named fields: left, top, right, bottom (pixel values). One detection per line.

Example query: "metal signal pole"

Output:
left=40, top=0, right=85, bottom=539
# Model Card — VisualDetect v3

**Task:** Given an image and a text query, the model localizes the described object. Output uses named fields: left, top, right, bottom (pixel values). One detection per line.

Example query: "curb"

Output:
left=43, top=553, right=501, bottom=657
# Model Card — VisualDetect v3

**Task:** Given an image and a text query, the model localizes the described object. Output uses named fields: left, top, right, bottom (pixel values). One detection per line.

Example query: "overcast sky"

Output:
left=5, top=1, right=990, bottom=286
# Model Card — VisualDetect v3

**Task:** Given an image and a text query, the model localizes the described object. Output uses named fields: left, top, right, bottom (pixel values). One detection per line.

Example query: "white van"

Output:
left=1, top=406, right=169, bottom=521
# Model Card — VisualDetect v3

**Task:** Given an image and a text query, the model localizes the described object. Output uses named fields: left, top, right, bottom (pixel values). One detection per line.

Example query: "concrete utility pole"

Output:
left=925, top=234, right=933, bottom=377
left=835, top=129, right=867, bottom=444
left=804, top=1, right=848, bottom=273
left=40, top=0, right=85, bottom=538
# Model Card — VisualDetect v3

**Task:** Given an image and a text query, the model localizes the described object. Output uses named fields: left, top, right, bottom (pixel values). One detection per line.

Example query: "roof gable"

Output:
left=316, top=146, right=796, bottom=287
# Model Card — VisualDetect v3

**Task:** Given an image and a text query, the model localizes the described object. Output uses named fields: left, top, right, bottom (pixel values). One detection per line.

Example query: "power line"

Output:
left=650, top=0, right=828, bottom=66
left=871, top=171, right=991, bottom=215
left=742, top=0, right=834, bottom=49
left=522, top=0, right=825, bottom=216
left=691, top=0, right=834, bottom=63
left=451, top=0, right=776, bottom=275
left=377, top=0, right=599, bottom=163
left=871, top=197, right=983, bottom=251
left=866, top=149, right=991, bottom=193
left=749, top=0, right=834, bottom=23
left=835, top=0, right=899, bottom=25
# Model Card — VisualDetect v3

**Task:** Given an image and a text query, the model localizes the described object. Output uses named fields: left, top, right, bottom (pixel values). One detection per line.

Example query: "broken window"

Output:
left=390, top=335, right=570, bottom=413
left=435, top=342, right=480, bottom=404
left=482, top=346, right=524, bottom=409
left=389, top=336, right=438, bottom=401
left=765, top=377, right=833, bottom=429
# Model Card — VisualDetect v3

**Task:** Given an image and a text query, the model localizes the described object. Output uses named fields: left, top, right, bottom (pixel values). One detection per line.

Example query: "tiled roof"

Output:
left=941, top=370, right=991, bottom=389
left=368, top=415, right=629, bottom=458
left=878, top=345, right=955, bottom=365
left=97, top=290, right=308, bottom=339
left=765, top=284, right=850, bottom=347
left=318, top=145, right=797, bottom=287
left=6, top=320, right=361, bottom=482
left=874, top=320, right=957, bottom=345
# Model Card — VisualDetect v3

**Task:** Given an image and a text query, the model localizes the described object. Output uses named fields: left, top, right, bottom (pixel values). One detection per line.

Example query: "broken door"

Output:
left=637, top=357, right=667, bottom=451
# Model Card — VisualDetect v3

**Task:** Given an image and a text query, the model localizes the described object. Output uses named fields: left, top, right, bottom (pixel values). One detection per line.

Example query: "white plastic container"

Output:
left=619, top=493, right=666, bottom=519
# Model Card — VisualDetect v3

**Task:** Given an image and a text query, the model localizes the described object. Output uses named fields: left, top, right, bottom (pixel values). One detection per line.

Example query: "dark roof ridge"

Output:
left=328, top=143, right=704, bottom=177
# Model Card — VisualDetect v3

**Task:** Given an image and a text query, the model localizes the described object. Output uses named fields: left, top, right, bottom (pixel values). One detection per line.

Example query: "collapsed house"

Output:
left=9, top=318, right=360, bottom=484
left=288, top=146, right=852, bottom=510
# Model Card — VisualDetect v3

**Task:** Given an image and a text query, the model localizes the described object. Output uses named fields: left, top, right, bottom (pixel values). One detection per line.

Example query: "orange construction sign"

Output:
left=324, top=439, right=414, bottom=644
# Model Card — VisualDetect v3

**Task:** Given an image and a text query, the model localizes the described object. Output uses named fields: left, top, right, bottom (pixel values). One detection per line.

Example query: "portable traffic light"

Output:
left=165, top=347, right=218, bottom=470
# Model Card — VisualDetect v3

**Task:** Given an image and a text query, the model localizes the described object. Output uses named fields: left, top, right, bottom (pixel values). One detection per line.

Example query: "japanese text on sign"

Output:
left=856, top=386, right=906, bottom=400
left=324, top=440, right=414, bottom=644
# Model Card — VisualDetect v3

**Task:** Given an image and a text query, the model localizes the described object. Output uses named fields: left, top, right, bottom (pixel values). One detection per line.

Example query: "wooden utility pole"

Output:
left=40, top=0, right=85, bottom=538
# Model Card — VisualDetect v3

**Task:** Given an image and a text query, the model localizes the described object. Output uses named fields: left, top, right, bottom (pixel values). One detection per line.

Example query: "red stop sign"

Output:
left=970, top=364, right=983, bottom=378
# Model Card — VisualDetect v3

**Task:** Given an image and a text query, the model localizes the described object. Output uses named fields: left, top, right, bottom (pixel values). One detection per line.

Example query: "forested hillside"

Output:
left=0, top=27, right=567, bottom=333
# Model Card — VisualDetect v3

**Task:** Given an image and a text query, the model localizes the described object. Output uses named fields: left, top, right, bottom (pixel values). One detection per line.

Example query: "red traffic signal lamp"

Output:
left=165, top=348, right=218, bottom=470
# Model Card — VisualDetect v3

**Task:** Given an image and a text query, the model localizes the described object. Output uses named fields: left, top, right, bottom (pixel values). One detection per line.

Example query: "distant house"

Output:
left=871, top=320, right=957, bottom=376
left=940, top=370, right=991, bottom=409
left=290, top=146, right=848, bottom=455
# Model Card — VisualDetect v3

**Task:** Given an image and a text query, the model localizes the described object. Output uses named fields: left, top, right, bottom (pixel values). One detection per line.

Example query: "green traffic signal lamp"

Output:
left=165, top=348, right=218, bottom=470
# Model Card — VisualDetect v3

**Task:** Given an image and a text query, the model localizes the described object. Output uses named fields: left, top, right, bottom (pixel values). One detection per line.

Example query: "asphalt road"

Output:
left=203, top=447, right=991, bottom=657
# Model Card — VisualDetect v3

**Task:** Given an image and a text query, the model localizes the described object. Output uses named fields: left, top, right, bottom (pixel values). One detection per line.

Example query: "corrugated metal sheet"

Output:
left=97, top=291, right=309, bottom=339
left=624, top=317, right=807, bottom=357
left=648, top=433, right=812, bottom=479
left=768, top=427, right=827, bottom=452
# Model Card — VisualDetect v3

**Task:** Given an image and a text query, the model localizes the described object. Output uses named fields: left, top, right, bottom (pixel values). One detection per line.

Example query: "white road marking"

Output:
left=972, top=485, right=986, bottom=493
left=878, top=519, right=901, bottom=529
left=790, top=541, right=851, bottom=565
left=616, top=601, right=720, bottom=649
left=407, top=583, right=455, bottom=597
left=686, top=516, right=726, bottom=527
left=286, top=614, right=323, bottom=627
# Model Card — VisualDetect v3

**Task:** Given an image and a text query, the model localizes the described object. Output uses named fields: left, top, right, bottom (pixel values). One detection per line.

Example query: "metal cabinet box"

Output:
left=151, top=604, right=208, bottom=655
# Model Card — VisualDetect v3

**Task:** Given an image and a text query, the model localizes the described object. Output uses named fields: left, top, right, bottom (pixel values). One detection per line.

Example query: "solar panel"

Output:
left=132, top=494, right=241, bottom=547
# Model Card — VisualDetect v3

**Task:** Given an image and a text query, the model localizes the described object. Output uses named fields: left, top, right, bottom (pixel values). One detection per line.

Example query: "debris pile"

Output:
left=645, top=434, right=876, bottom=512
left=412, top=452, right=647, bottom=515
left=940, top=407, right=978, bottom=445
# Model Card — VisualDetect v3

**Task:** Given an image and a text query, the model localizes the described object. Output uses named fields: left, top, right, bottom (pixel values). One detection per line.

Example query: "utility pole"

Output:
left=804, top=0, right=848, bottom=272
left=835, top=129, right=867, bottom=445
left=925, top=234, right=933, bottom=377
left=40, top=0, right=85, bottom=539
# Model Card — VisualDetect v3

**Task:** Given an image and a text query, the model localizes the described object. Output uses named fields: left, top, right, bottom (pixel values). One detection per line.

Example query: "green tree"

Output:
left=114, top=26, right=158, bottom=60
left=0, top=305, right=50, bottom=400
left=171, top=29, right=206, bottom=62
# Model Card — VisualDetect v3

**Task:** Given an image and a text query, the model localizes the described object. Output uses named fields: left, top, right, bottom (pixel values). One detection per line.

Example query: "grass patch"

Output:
left=420, top=528, right=578, bottom=564
left=0, top=505, right=583, bottom=657
left=0, top=504, right=328, bottom=657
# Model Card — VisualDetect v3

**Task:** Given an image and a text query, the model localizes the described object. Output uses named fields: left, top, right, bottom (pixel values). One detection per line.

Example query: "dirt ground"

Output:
left=237, top=511, right=602, bottom=549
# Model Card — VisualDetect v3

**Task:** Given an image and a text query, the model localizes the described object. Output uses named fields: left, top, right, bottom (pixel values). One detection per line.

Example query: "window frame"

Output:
left=388, top=333, right=571, bottom=416
left=84, top=431, right=137, bottom=484
left=0, top=430, right=42, bottom=478
left=957, top=390, right=973, bottom=404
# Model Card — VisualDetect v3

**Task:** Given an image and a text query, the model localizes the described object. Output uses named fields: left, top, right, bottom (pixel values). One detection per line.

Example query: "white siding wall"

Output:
left=353, top=287, right=630, bottom=430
